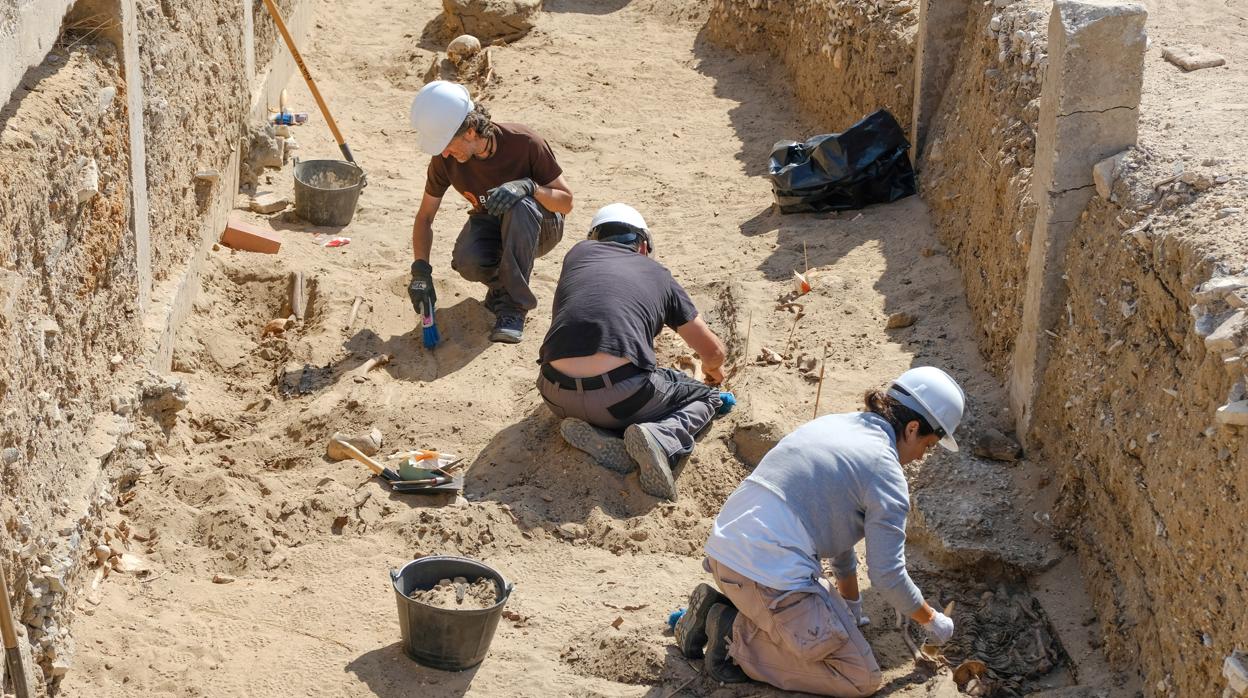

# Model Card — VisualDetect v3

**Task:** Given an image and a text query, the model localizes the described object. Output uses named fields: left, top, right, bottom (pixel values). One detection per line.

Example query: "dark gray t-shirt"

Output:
left=539, top=240, right=698, bottom=371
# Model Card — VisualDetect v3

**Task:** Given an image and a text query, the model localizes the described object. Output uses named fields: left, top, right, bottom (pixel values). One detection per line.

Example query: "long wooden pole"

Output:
left=260, top=0, right=355, bottom=163
left=0, top=567, right=30, bottom=698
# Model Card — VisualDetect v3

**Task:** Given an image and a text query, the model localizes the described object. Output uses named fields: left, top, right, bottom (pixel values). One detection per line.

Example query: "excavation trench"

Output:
left=51, top=1, right=1123, bottom=696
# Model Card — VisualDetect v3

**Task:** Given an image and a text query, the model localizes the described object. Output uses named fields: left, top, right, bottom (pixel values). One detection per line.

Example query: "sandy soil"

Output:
left=55, top=0, right=1128, bottom=696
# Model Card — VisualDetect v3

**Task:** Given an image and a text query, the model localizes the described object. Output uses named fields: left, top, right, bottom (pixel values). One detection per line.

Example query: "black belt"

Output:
left=541, top=362, right=644, bottom=391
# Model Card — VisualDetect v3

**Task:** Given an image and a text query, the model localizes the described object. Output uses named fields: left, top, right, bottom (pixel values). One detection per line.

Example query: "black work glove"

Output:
left=408, top=260, right=437, bottom=318
left=484, top=178, right=536, bottom=217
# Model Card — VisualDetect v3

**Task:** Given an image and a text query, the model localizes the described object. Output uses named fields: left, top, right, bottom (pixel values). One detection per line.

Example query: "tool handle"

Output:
left=333, top=439, right=386, bottom=476
left=260, top=0, right=354, bottom=163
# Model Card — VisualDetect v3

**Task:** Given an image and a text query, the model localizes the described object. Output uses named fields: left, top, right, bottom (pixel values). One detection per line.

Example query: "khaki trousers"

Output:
left=707, top=558, right=882, bottom=697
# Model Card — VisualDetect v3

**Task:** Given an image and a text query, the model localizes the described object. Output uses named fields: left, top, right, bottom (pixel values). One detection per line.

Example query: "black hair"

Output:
left=863, top=388, right=937, bottom=438
left=455, top=103, right=498, bottom=140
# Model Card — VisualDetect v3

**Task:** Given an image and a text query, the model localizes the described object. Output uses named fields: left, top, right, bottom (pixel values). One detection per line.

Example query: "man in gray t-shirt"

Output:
left=536, top=204, right=730, bottom=501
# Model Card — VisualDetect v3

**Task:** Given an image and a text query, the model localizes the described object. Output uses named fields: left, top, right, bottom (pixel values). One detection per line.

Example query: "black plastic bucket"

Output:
left=390, top=556, right=513, bottom=671
left=292, top=158, right=366, bottom=227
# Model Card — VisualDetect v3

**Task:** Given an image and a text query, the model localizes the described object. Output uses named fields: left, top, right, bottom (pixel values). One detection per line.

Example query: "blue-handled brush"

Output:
left=421, top=308, right=440, bottom=349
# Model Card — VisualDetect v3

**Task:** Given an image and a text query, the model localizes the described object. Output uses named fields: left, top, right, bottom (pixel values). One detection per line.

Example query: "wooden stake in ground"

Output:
left=743, top=309, right=753, bottom=367
left=812, top=343, right=829, bottom=420
left=785, top=311, right=804, bottom=355
left=803, top=240, right=809, bottom=276
left=0, top=565, right=31, bottom=698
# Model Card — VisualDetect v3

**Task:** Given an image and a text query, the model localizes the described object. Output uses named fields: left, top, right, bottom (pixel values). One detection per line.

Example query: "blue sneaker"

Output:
left=489, top=312, right=524, bottom=344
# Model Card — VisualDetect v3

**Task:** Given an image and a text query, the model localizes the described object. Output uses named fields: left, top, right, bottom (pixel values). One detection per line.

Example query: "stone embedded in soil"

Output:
left=971, top=427, right=1023, bottom=462
left=325, top=428, right=384, bottom=461
left=1205, top=310, right=1246, bottom=353
left=1093, top=150, right=1127, bottom=199
left=442, top=0, right=541, bottom=42
left=732, top=420, right=787, bottom=467
left=1161, top=44, right=1226, bottom=72
left=212, top=574, right=235, bottom=584
left=408, top=577, right=498, bottom=610
left=886, top=311, right=917, bottom=329
left=1215, top=400, right=1248, bottom=426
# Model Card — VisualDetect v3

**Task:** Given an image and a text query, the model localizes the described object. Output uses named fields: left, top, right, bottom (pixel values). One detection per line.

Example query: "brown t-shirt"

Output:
left=424, top=122, right=563, bottom=213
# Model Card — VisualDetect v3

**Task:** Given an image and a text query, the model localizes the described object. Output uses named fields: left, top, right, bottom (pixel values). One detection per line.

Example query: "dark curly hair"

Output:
left=454, top=103, right=499, bottom=140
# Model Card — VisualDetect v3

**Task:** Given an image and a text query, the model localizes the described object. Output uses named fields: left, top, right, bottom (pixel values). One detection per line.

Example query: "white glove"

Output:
left=922, top=610, right=955, bottom=645
left=846, top=598, right=871, bottom=627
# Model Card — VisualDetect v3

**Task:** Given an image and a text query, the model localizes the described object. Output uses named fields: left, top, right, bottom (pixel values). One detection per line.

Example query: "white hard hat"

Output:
left=410, top=81, right=473, bottom=155
left=589, top=203, right=648, bottom=231
left=887, top=366, right=966, bottom=451
left=588, top=203, right=653, bottom=253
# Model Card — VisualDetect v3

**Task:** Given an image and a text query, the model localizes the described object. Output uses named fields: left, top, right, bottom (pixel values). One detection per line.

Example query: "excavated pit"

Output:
left=0, top=0, right=1239, bottom=694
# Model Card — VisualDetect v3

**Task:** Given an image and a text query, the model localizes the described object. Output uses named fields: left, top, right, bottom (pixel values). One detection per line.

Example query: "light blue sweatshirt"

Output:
left=721, top=412, right=925, bottom=616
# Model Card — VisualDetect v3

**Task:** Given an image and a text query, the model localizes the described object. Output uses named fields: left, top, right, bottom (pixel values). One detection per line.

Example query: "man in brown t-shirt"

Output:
left=407, top=81, right=573, bottom=344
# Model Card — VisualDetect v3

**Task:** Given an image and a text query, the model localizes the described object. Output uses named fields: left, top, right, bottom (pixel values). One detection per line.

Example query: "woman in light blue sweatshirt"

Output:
left=674, top=367, right=965, bottom=697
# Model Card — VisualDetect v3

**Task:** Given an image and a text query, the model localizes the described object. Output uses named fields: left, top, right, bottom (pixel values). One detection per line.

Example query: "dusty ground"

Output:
left=55, top=0, right=1122, bottom=696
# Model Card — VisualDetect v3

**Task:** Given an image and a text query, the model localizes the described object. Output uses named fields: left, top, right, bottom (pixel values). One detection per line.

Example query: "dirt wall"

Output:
left=706, top=0, right=1248, bottom=692
left=918, top=0, right=1047, bottom=375
left=137, top=0, right=249, bottom=281
left=706, top=0, right=917, bottom=134
left=0, top=0, right=305, bottom=689
left=0, top=25, right=135, bottom=687
left=1032, top=155, right=1248, bottom=697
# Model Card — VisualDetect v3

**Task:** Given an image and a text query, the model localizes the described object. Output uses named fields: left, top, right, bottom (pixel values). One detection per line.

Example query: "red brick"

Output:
left=221, top=216, right=281, bottom=254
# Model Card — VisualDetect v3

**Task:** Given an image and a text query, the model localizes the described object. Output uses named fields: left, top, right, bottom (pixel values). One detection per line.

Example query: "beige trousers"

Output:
left=707, top=558, right=882, bottom=697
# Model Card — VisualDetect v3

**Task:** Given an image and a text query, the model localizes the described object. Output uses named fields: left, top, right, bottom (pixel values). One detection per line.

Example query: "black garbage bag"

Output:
left=767, top=109, right=916, bottom=213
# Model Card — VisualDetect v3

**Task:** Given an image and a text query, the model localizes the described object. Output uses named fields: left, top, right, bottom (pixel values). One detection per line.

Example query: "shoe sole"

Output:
left=489, top=330, right=523, bottom=344
left=704, top=604, right=749, bottom=684
left=624, top=425, right=676, bottom=500
left=560, top=419, right=635, bottom=474
left=674, top=583, right=727, bottom=659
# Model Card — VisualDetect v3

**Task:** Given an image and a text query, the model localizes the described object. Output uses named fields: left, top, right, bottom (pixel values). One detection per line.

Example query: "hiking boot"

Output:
left=489, top=312, right=524, bottom=344
left=560, top=418, right=635, bottom=474
left=624, top=424, right=676, bottom=500
left=704, top=603, right=749, bottom=684
left=674, top=583, right=729, bottom=659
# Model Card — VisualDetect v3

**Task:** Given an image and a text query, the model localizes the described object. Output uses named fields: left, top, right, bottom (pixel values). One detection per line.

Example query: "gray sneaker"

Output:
left=624, top=424, right=676, bottom=500
left=559, top=418, right=635, bottom=474
left=489, top=312, right=524, bottom=344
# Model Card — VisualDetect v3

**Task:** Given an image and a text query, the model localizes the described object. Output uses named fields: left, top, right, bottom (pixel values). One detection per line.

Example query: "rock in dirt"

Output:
left=442, top=0, right=541, bottom=42
left=733, top=420, right=787, bottom=467
left=408, top=577, right=498, bottom=610
left=212, top=574, right=236, bottom=584
left=113, top=553, right=151, bottom=575
left=1161, top=44, right=1226, bottom=72
left=325, top=429, right=384, bottom=460
left=140, top=372, right=190, bottom=427
left=1093, top=150, right=1127, bottom=199
left=447, top=34, right=482, bottom=64
left=886, top=311, right=917, bottom=329
left=971, top=427, right=1023, bottom=462
left=1, top=447, right=19, bottom=465
left=1216, top=400, right=1248, bottom=426
left=250, top=192, right=289, bottom=214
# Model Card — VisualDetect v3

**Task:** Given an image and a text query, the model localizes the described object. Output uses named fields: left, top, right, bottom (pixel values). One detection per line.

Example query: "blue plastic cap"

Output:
left=717, top=392, right=737, bottom=415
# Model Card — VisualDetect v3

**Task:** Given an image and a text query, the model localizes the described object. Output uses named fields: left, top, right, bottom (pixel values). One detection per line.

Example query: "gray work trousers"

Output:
left=451, top=196, right=563, bottom=313
left=537, top=367, right=722, bottom=463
